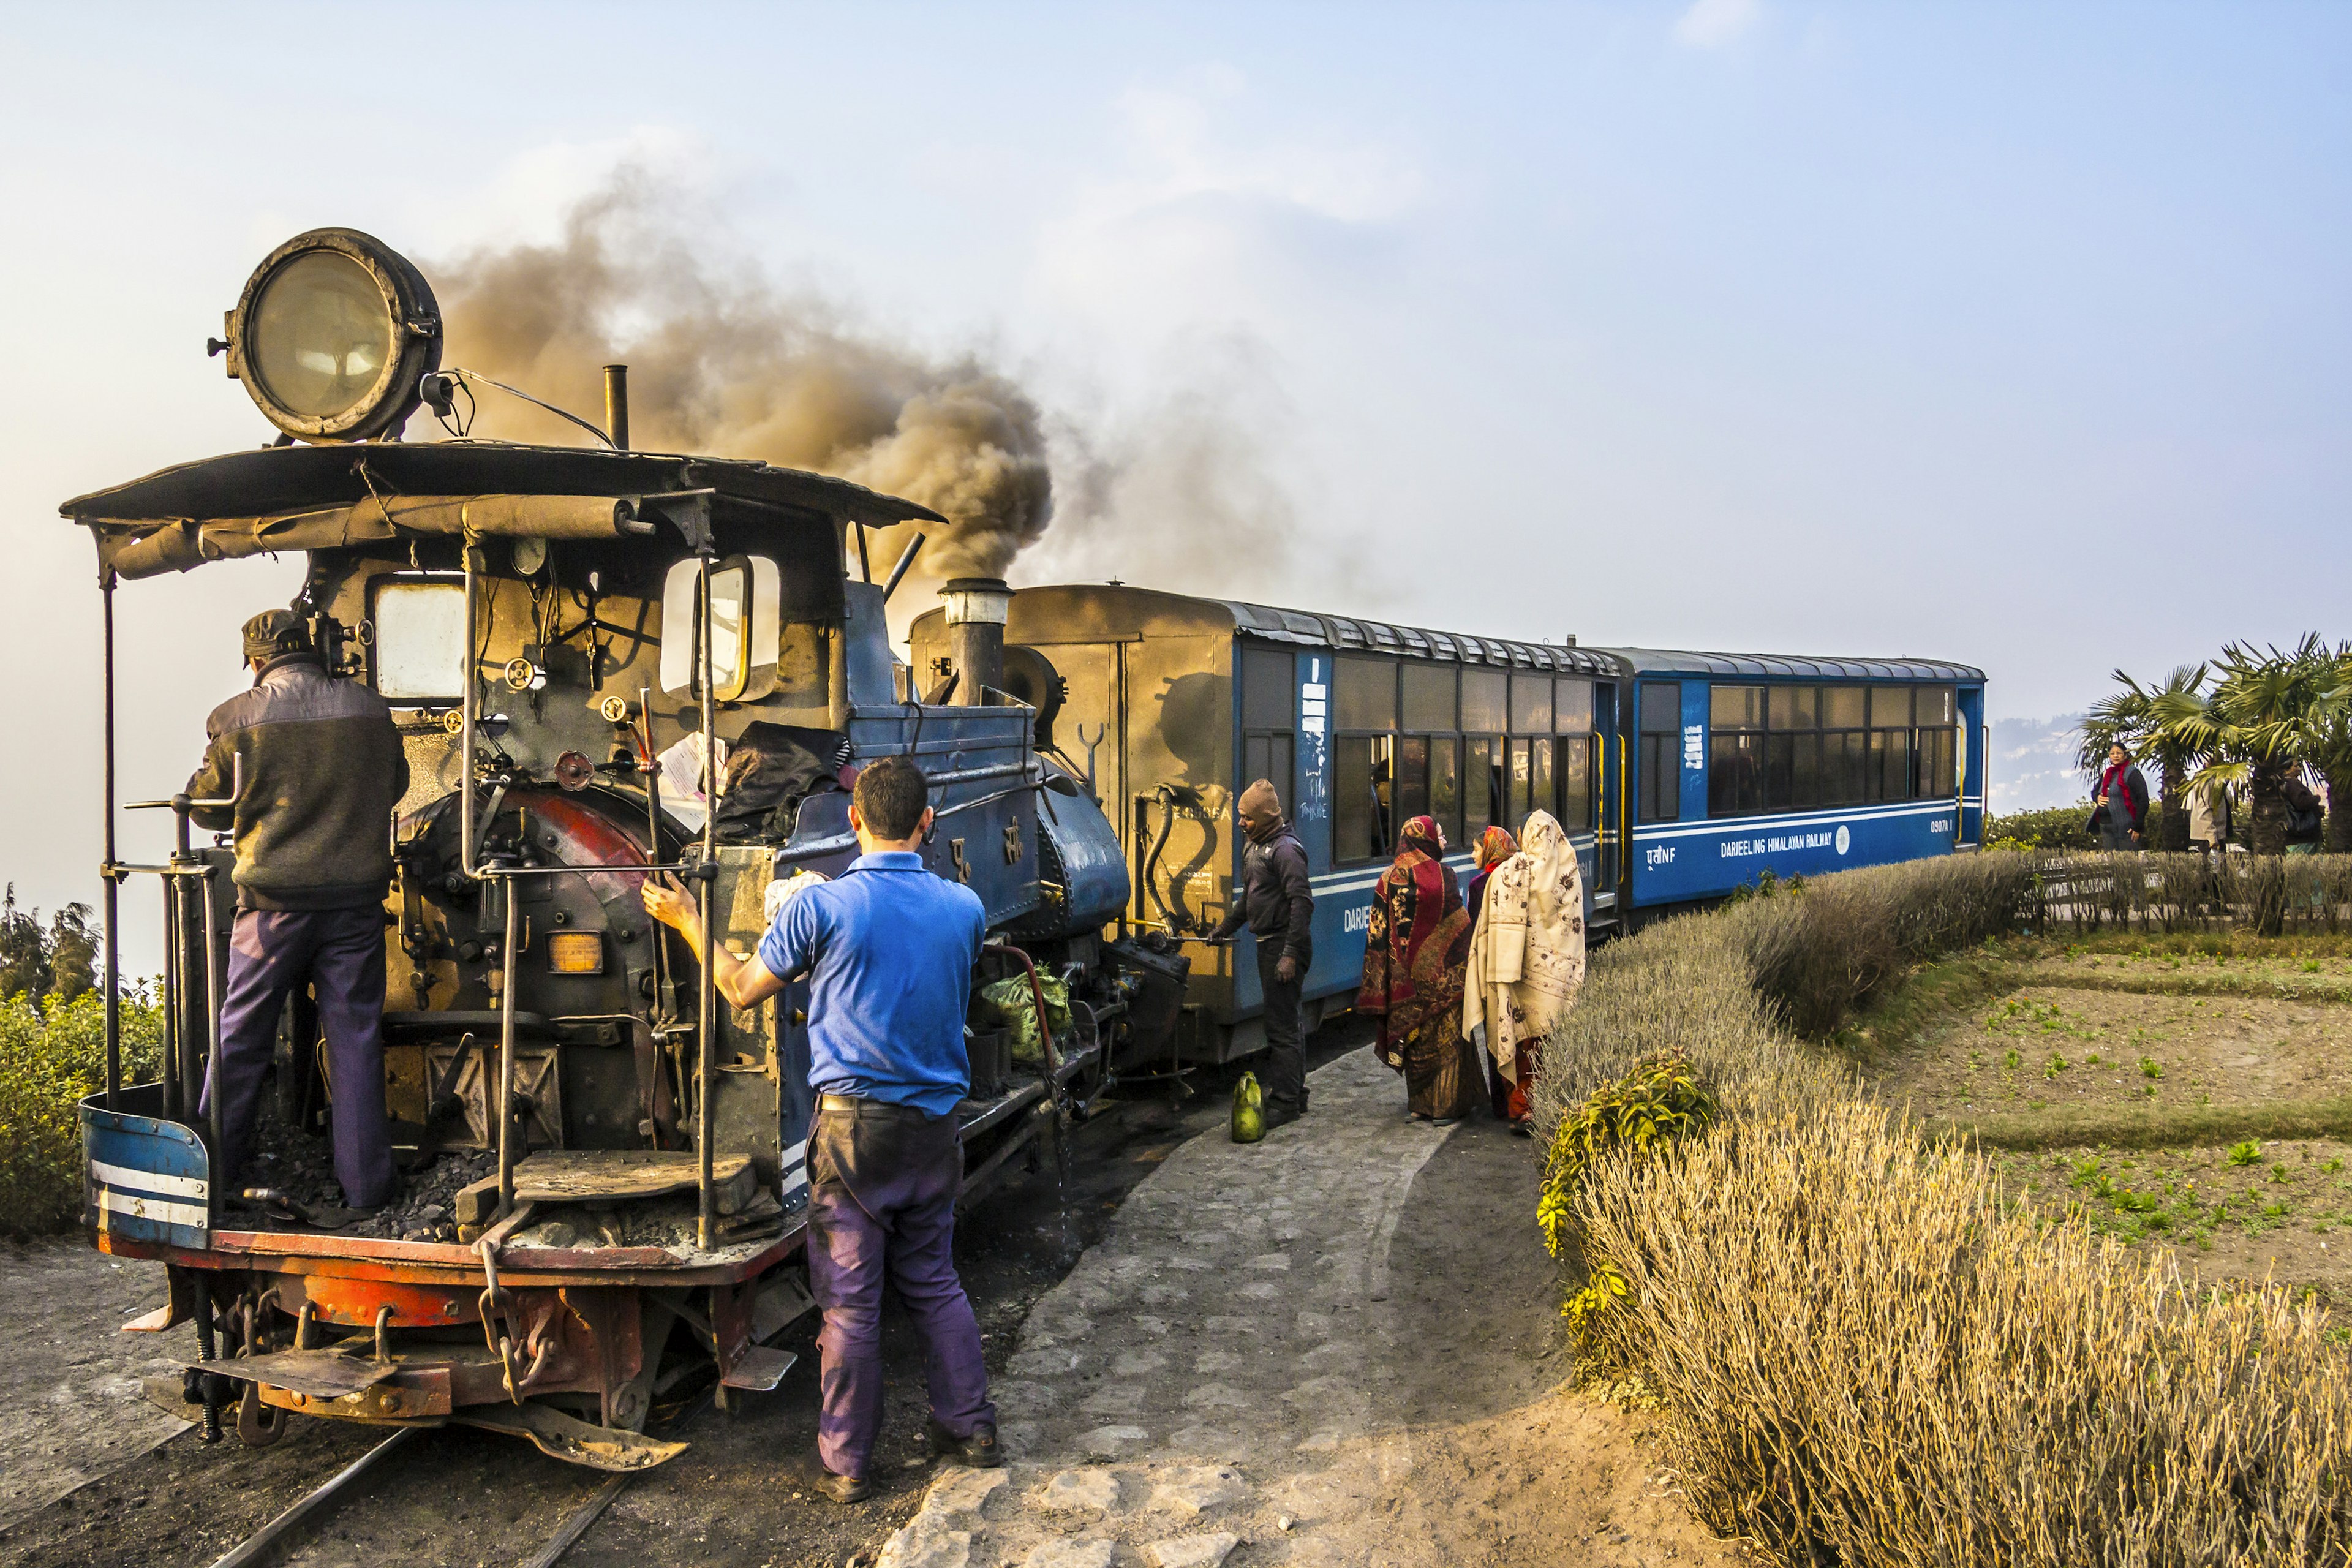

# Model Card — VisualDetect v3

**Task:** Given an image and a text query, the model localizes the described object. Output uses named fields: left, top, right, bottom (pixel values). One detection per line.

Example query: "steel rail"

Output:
left=206, top=1425, right=420, bottom=1568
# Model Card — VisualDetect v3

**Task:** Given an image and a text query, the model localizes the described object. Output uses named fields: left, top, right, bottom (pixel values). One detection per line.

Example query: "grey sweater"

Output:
left=186, top=654, right=409, bottom=910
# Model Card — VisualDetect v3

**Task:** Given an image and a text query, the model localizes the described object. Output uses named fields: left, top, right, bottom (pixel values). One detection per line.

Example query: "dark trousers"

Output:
left=200, top=906, right=395, bottom=1208
left=806, top=1098, right=995, bottom=1479
left=1255, top=935, right=1308, bottom=1111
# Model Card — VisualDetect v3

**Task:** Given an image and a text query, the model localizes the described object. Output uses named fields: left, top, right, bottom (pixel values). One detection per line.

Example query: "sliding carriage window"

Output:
left=1820, top=685, right=1869, bottom=807
left=1917, top=684, right=1959, bottom=799
left=1556, top=677, right=1596, bottom=834
left=1708, top=685, right=1765, bottom=817
left=1460, top=667, right=1507, bottom=842
left=1867, top=685, right=1914, bottom=802
left=1638, top=682, right=1681, bottom=823
left=1708, top=681, right=1962, bottom=818
left=1332, top=656, right=1397, bottom=864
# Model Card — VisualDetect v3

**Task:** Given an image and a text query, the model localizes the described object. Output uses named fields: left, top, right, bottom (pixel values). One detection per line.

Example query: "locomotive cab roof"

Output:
left=58, top=439, right=944, bottom=582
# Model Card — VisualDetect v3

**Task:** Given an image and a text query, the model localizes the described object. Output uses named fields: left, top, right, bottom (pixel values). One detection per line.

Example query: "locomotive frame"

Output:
left=63, top=439, right=1152, bottom=1466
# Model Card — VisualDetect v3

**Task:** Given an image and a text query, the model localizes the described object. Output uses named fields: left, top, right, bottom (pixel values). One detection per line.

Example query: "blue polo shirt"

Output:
left=756, top=851, right=986, bottom=1118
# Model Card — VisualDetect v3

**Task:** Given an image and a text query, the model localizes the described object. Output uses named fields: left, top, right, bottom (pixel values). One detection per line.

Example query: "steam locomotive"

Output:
left=67, top=227, right=1983, bottom=1466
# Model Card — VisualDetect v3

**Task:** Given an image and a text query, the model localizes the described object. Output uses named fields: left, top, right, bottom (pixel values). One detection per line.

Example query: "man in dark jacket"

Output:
left=191, top=610, right=409, bottom=1211
left=1210, top=778, right=1314, bottom=1129
left=2092, top=742, right=2149, bottom=851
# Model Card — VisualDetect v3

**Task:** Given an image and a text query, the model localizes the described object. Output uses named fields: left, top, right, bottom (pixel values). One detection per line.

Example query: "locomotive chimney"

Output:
left=602, top=363, right=630, bottom=450
left=941, top=577, right=1011, bottom=706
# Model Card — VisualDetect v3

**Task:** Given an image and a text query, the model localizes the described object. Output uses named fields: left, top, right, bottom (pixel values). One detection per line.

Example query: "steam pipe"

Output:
left=99, top=566, right=119, bottom=1109
left=880, top=534, right=926, bottom=603
left=497, top=882, right=519, bottom=1217
left=200, top=863, right=224, bottom=1222
left=602, top=364, right=630, bottom=450
left=695, top=552, right=719, bottom=1252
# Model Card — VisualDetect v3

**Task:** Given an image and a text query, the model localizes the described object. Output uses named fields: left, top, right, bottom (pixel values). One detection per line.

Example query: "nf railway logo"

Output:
left=1834, top=825, right=1851, bottom=856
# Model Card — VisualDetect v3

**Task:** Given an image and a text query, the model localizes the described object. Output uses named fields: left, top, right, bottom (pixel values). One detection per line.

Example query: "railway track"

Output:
left=203, top=1405, right=695, bottom=1568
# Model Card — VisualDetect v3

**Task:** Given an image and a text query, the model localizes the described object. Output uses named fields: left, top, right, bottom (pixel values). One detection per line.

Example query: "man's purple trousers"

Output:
left=199, top=907, right=396, bottom=1209
left=805, top=1098, right=995, bottom=1479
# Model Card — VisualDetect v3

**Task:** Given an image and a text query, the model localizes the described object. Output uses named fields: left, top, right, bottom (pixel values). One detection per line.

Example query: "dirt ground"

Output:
left=1870, top=984, right=2352, bottom=1118
left=1987, top=1137, right=2352, bottom=1308
left=1864, top=938, right=2352, bottom=1314
left=0, top=1018, right=1723, bottom=1568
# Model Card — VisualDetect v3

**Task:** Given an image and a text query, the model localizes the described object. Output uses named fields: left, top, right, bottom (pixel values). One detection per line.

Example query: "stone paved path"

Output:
left=875, top=1047, right=1741, bottom=1568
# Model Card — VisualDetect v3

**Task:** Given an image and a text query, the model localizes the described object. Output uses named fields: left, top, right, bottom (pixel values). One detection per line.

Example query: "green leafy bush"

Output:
left=1986, top=802, right=2169, bottom=851
left=1538, top=1051, right=1716, bottom=1262
left=0, top=987, right=163, bottom=1237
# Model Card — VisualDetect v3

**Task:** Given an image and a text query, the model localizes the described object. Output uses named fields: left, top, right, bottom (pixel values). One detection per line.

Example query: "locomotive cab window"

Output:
left=369, top=577, right=467, bottom=703
left=660, top=556, right=782, bottom=703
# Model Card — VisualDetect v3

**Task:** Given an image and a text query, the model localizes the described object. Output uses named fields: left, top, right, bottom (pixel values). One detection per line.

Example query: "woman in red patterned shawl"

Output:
left=1355, top=815, right=1479, bottom=1122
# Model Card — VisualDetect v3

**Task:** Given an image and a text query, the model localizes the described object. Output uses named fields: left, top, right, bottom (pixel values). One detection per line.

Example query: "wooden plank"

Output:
left=454, top=1153, right=756, bottom=1225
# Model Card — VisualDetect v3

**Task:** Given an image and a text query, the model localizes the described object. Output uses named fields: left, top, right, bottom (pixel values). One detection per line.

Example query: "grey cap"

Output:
left=242, top=609, right=309, bottom=661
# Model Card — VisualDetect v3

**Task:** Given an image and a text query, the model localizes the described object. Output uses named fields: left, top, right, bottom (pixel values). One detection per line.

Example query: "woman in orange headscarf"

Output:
left=1356, top=816, right=1479, bottom=1122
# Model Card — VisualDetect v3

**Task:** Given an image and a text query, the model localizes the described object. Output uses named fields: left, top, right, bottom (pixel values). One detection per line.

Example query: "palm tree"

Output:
left=2305, top=641, right=2352, bottom=853
left=2077, top=665, right=2207, bottom=851
left=2177, top=640, right=2348, bottom=856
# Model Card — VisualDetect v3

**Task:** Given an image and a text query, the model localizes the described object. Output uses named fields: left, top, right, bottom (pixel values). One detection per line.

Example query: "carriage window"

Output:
left=1822, top=685, right=1867, bottom=730
left=1711, top=685, right=1764, bottom=731
left=1240, top=647, right=1294, bottom=731
left=1333, top=735, right=1394, bottom=864
left=660, top=556, right=781, bottom=702
left=1333, top=656, right=1396, bottom=732
left=1464, top=736, right=1496, bottom=840
left=1708, top=682, right=1763, bottom=816
left=1560, top=734, right=1594, bottom=832
left=1400, top=663, right=1455, bottom=733
left=1430, top=736, right=1460, bottom=845
left=1638, top=682, right=1680, bottom=823
left=1460, top=668, right=1508, bottom=734
left=1555, top=679, right=1594, bottom=734
left=1917, top=685, right=1956, bottom=727
left=370, top=578, right=467, bottom=701
left=1398, top=734, right=1431, bottom=824
left=1770, top=685, right=1817, bottom=730
left=1510, top=672, right=1553, bottom=734
left=1869, top=687, right=1913, bottom=728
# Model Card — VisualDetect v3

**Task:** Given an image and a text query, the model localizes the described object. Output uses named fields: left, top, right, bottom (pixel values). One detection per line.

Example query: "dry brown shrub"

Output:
left=1574, top=1105, right=2352, bottom=1566
left=1536, top=854, right=2352, bottom=1566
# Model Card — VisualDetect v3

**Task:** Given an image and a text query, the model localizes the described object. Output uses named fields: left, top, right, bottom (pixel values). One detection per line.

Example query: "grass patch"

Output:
left=1931, top=1094, right=2352, bottom=1152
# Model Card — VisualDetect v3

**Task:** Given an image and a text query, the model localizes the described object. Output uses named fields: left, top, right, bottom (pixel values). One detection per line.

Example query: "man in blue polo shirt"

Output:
left=641, top=754, right=997, bottom=1501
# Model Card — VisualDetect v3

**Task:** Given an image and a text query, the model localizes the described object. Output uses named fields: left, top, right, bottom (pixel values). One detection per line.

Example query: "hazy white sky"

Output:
left=4, top=2, right=2347, bottom=952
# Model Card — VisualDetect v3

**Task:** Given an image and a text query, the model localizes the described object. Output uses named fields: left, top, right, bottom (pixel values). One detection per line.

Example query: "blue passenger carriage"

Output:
left=916, top=585, right=1985, bottom=1065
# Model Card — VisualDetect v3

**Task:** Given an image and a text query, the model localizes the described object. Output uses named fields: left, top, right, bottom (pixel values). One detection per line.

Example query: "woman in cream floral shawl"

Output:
left=1462, top=810, right=1586, bottom=1130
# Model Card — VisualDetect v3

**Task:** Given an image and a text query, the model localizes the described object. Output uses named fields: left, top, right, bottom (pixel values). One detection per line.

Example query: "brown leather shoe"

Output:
left=790, top=1452, right=872, bottom=1503
left=927, top=1417, right=1005, bottom=1468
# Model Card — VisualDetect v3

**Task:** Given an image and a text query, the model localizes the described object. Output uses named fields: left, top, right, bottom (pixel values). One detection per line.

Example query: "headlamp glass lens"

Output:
left=249, top=250, right=393, bottom=420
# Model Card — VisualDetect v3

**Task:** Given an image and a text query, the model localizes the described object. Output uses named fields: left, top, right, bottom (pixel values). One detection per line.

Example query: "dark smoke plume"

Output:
left=431, top=170, right=1050, bottom=579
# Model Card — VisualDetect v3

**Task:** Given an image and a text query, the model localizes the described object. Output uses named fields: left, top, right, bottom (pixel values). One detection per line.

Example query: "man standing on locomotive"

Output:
left=641, top=754, right=1000, bottom=1502
left=1209, top=777, right=1314, bottom=1129
left=192, top=610, right=408, bottom=1213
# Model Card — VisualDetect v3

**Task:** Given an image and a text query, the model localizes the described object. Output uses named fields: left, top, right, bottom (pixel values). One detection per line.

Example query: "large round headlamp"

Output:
left=220, top=228, right=442, bottom=442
